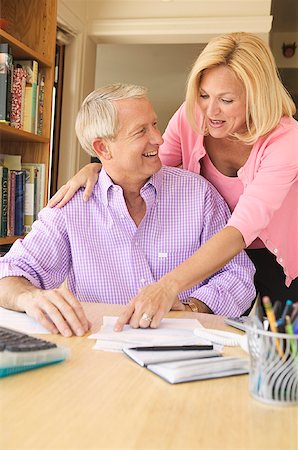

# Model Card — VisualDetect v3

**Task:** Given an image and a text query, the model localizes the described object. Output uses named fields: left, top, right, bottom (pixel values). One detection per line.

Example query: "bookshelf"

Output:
left=0, top=0, right=57, bottom=245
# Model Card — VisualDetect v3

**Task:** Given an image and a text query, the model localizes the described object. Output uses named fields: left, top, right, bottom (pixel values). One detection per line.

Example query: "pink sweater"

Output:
left=160, top=103, right=298, bottom=286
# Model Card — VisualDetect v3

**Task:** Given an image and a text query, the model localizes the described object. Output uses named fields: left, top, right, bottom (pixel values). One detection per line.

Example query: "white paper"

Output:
left=0, top=306, right=49, bottom=334
left=90, top=316, right=206, bottom=352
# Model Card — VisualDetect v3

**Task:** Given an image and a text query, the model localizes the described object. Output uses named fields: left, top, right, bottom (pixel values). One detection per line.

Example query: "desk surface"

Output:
left=1, top=303, right=297, bottom=450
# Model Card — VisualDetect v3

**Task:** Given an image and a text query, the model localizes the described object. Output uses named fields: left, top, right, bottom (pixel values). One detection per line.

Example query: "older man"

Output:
left=0, top=84, right=255, bottom=336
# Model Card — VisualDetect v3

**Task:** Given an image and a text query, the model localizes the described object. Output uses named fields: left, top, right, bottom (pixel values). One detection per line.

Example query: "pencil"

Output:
left=262, top=296, right=284, bottom=357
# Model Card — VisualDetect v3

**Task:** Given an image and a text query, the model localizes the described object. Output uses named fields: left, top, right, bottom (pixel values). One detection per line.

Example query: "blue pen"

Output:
left=293, top=317, right=298, bottom=334
left=276, top=299, right=293, bottom=328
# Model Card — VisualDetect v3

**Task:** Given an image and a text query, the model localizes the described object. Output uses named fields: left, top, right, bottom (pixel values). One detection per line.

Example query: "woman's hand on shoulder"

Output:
left=47, top=163, right=102, bottom=208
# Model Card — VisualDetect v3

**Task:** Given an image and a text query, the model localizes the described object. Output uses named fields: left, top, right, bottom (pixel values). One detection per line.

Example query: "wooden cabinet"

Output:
left=0, top=0, right=57, bottom=245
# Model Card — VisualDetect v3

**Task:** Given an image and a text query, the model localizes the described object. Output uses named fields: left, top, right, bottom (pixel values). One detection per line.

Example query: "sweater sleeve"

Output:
left=227, top=120, right=298, bottom=246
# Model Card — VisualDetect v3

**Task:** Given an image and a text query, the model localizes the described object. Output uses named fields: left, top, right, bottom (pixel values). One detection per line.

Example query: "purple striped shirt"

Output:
left=0, top=167, right=255, bottom=316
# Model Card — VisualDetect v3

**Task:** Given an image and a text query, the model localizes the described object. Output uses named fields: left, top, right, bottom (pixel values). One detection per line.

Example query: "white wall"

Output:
left=95, top=43, right=203, bottom=133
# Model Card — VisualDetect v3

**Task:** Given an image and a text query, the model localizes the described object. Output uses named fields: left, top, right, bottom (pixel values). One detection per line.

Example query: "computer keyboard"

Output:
left=0, top=326, right=70, bottom=377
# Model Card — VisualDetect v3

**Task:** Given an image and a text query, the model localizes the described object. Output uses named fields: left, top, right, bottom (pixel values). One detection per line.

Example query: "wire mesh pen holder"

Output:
left=246, top=326, right=298, bottom=405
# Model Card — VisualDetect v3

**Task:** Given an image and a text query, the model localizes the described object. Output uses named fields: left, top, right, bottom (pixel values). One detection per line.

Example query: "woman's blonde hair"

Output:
left=75, top=83, right=148, bottom=157
left=186, top=32, right=296, bottom=144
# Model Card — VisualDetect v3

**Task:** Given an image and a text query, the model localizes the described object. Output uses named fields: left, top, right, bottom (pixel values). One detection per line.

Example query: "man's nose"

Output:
left=150, top=127, right=164, bottom=145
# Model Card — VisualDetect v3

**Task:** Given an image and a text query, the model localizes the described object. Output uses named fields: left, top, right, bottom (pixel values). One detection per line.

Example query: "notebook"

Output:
left=123, top=346, right=222, bottom=367
left=0, top=326, right=70, bottom=377
left=147, top=356, right=249, bottom=384
left=123, top=346, right=249, bottom=384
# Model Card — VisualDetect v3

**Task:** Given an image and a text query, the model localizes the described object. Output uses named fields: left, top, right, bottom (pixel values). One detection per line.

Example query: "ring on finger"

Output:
left=141, top=312, right=153, bottom=323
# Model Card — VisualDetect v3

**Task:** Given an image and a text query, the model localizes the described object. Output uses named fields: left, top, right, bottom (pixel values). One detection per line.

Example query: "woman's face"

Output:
left=198, top=65, right=247, bottom=139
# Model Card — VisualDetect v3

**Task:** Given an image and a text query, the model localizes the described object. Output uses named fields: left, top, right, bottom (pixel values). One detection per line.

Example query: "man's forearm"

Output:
left=0, top=276, right=39, bottom=312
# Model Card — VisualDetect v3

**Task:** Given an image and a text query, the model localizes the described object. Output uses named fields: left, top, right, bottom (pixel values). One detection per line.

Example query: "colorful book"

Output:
left=36, top=71, right=45, bottom=135
left=0, top=44, right=13, bottom=124
left=7, top=170, right=16, bottom=236
left=0, top=166, right=9, bottom=237
left=21, top=165, right=36, bottom=233
left=20, top=163, right=45, bottom=218
left=11, top=67, right=26, bottom=129
left=14, top=60, right=38, bottom=133
left=14, top=170, right=26, bottom=236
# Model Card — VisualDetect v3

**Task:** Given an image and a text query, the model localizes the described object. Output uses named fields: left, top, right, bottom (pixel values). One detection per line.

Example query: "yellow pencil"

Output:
left=262, top=296, right=284, bottom=357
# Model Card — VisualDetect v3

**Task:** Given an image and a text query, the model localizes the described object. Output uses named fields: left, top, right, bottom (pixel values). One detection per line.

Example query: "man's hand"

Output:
left=114, top=281, right=179, bottom=331
left=17, top=284, right=90, bottom=337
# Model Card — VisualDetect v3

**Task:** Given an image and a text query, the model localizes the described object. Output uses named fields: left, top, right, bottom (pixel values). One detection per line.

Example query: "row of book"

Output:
left=0, top=43, right=45, bottom=134
left=0, top=154, right=45, bottom=238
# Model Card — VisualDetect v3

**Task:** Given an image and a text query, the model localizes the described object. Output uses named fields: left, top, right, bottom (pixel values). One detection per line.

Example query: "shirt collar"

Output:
left=95, top=167, right=163, bottom=206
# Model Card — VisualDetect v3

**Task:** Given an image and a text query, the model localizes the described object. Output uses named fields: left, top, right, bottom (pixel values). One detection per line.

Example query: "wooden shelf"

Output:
left=0, top=123, right=49, bottom=143
left=1, top=0, right=57, bottom=246
left=0, top=235, right=24, bottom=245
left=0, top=29, right=52, bottom=67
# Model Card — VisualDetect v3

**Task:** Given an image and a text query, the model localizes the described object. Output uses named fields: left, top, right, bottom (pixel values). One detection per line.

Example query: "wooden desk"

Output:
left=1, top=303, right=297, bottom=450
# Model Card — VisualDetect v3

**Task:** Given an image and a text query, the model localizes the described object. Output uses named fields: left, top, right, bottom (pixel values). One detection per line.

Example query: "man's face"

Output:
left=104, top=97, right=163, bottom=187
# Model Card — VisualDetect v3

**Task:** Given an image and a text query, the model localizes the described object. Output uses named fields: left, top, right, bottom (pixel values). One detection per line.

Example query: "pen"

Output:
left=129, top=345, right=214, bottom=351
left=262, top=296, right=283, bottom=357
left=276, top=299, right=293, bottom=327
left=293, top=317, right=298, bottom=334
left=285, top=315, right=297, bottom=356
left=290, top=302, right=298, bottom=323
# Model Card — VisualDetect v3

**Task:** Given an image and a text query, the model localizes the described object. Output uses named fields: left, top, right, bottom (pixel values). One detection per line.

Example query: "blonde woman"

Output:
left=49, top=32, right=298, bottom=329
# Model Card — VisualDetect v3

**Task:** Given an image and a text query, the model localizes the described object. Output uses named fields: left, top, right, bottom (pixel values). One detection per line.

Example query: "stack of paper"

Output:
left=88, top=316, right=211, bottom=352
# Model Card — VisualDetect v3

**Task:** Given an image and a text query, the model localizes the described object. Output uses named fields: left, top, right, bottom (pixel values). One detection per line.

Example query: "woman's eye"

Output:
left=222, top=99, right=233, bottom=104
left=200, top=94, right=208, bottom=99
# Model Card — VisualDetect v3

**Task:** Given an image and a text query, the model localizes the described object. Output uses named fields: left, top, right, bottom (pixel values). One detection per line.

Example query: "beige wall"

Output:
left=57, top=0, right=274, bottom=187
left=95, top=43, right=203, bottom=133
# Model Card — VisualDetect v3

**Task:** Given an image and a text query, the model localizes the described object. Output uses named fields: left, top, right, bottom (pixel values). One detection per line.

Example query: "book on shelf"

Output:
left=7, top=170, right=16, bottom=237
left=21, top=165, right=36, bottom=233
left=0, top=43, right=13, bottom=124
left=0, top=154, right=46, bottom=237
left=14, top=170, right=26, bottom=236
left=10, top=67, right=26, bottom=129
left=123, top=347, right=249, bottom=384
left=14, top=60, right=38, bottom=133
left=21, top=163, right=45, bottom=219
left=36, top=71, right=45, bottom=135
left=0, top=166, right=9, bottom=237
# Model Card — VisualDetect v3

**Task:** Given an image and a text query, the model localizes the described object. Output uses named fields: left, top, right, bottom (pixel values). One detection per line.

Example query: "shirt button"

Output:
left=279, top=258, right=283, bottom=264
left=273, top=248, right=278, bottom=254
left=120, top=214, right=125, bottom=219
left=140, top=278, right=146, bottom=284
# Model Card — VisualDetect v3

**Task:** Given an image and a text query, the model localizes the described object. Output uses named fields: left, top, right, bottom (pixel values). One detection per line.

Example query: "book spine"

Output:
left=1, top=167, right=9, bottom=237
left=21, top=165, right=35, bottom=233
left=7, top=170, right=16, bottom=236
left=0, top=44, right=13, bottom=124
left=15, top=60, right=38, bottom=133
left=11, top=67, right=26, bottom=129
left=14, top=171, right=25, bottom=236
left=37, top=72, right=45, bottom=135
